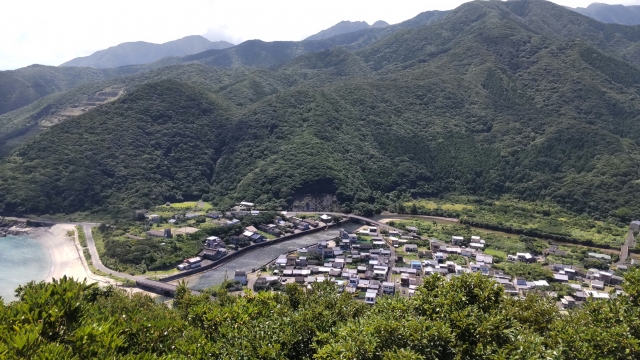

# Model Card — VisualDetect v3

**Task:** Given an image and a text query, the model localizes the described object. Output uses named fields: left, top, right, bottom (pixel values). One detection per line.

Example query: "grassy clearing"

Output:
left=483, top=248, right=507, bottom=259
left=257, top=230, right=276, bottom=240
left=144, top=268, right=179, bottom=276
left=76, top=225, right=87, bottom=248
left=405, top=196, right=627, bottom=247
left=92, top=227, right=106, bottom=256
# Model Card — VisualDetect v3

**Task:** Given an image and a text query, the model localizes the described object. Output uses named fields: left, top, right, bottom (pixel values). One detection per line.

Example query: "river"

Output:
left=0, top=234, right=52, bottom=301
left=183, top=223, right=361, bottom=291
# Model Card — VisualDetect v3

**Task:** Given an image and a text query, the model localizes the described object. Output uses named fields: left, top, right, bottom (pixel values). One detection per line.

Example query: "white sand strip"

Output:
left=36, top=224, right=114, bottom=285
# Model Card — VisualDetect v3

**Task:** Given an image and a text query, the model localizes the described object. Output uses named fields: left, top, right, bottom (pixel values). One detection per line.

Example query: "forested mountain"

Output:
left=2, top=0, right=640, bottom=220
left=305, top=20, right=389, bottom=41
left=61, top=35, right=234, bottom=68
left=572, top=3, right=640, bottom=25
left=0, top=8, right=447, bottom=146
left=0, top=64, right=142, bottom=117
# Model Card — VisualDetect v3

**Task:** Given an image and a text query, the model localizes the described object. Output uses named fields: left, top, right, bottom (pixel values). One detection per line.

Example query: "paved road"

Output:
left=82, top=224, right=140, bottom=282
left=618, top=230, right=636, bottom=265
left=13, top=213, right=405, bottom=295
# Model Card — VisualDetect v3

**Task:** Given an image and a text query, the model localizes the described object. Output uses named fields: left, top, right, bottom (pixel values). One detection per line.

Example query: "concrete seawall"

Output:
left=159, top=220, right=348, bottom=283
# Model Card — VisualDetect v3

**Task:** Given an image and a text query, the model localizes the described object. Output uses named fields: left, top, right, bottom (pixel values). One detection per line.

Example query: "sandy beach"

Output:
left=36, top=224, right=113, bottom=285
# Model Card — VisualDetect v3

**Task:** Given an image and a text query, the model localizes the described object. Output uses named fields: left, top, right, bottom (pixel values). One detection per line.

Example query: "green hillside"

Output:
left=2, top=0, right=640, bottom=220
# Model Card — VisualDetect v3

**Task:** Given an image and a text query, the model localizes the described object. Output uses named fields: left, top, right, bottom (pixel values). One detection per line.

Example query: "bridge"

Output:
left=135, top=279, right=200, bottom=297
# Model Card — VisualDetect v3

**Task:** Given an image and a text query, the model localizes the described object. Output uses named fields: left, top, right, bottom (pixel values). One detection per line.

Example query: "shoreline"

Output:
left=33, top=224, right=90, bottom=282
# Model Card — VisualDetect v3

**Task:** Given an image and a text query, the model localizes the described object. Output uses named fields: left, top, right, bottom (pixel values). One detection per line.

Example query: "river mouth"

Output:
left=0, top=234, right=52, bottom=301
left=182, top=223, right=362, bottom=290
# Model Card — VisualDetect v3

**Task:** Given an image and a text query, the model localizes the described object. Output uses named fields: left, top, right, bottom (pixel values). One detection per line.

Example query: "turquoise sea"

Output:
left=0, top=234, right=51, bottom=301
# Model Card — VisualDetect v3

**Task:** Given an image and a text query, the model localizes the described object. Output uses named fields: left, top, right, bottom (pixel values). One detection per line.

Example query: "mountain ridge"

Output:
left=572, top=2, right=640, bottom=25
left=305, top=20, right=390, bottom=41
left=60, top=35, right=234, bottom=68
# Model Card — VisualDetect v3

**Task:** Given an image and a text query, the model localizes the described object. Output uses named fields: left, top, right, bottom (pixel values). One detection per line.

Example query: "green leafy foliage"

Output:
left=2, top=272, right=639, bottom=358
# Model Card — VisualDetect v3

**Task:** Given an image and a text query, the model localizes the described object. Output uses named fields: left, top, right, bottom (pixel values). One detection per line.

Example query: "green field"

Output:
left=404, top=197, right=627, bottom=247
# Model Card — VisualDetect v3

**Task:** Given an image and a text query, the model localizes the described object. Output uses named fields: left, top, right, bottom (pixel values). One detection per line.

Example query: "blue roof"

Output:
left=411, top=260, right=421, bottom=264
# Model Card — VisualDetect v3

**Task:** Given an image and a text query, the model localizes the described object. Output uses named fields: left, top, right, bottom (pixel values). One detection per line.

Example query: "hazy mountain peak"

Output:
left=571, top=2, right=640, bottom=25
left=305, top=20, right=385, bottom=41
left=60, top=35, right=234, bottom=69
left=372, top=20, right=389, bottom=28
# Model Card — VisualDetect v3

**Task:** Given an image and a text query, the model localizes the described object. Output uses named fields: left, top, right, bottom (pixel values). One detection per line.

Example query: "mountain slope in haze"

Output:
left=305, top=20, right=389, bottom=41
left=0, top=64, right=143, bottom=117
left=61, top=35, right=234, bottom=68
left=572, top=3, right=640, bottom=25
left=3, top=0, right=640, bottom=222
left=177, top=10, right=448, bottom=68
left=0, top=10, right=446, bottom=125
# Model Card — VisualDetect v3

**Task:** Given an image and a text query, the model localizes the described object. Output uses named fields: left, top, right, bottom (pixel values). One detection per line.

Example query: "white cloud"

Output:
left=1, top=0, right=640, bottom=70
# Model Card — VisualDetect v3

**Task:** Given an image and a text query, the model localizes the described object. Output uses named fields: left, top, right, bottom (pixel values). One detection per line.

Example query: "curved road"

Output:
left=79, top=213, right=404, bottom=294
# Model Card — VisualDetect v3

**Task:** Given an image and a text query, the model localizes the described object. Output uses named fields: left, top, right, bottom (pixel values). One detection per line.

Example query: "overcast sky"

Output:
left=2, top=0, right=640, bottom=70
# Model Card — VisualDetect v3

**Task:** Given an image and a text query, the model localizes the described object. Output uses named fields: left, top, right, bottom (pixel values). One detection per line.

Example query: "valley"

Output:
left=2, top=1, right=640, bottom=358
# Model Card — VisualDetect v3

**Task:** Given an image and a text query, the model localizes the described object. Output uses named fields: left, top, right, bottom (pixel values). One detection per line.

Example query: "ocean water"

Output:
left=0, top=234, right=52, bottom=301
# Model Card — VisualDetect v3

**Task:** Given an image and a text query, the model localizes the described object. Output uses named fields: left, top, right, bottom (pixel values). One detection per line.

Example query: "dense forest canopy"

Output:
left=1, top=270, right=639, bottom=359
left=1, top=1, right=640, bottom=219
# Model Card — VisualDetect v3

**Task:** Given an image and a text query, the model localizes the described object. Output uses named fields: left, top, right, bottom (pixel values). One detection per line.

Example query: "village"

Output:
left=132, top=200, right=635, bottom=311
left=223, top=221, right=629, bottom=310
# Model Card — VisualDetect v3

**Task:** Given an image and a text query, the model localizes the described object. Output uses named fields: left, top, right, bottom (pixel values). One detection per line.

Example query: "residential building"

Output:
left=234, top=270, right=248, bottom=285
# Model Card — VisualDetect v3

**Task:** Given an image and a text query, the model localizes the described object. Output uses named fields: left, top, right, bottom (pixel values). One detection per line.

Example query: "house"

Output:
left=406, top=226, right=418, bottom=233
left=410, top=260, right=422, bottom=271
left=239, top=201, right=254, bottom=209
left=296, top=257, right=308, bottom=267
left=147, top=229, right=171, bottom=238
left=533, top=280, right=550, bottom=287
left=560, top=296, right=576, bottom=309
left=588, top=252, right=612, bottom=261
left=617, top=264, right=628, bottom=271
left=430, top=240, right=446, bottom=251
left=168, top=219, right=176, bottom=224
left=226, top=219, right=240, bottom=226
left=322, top=248, right=335, bottom=258
left=368, top=227, right=378, bottom=235
left=185, top=213, right=200, bottom=219
left=553, top=274, right=569, bottom=282
left=631, top=220, right=640, bottom=233
left=254, top=277, right=270, bottom=291
left=434, top=252, right=445, bottom=263
left=470, top=263, right=490, bottom=275
left=591, top=280, right=605, bottom=290
left=404, top=244, right=418, bottom=252
left=476, top=254, right=493, bottom=264
left=382, top=281, right=395, bottom=295
left=320, top=214, right=332, bottom=222
left=451, top=236, right=464, bottom=245
left=205, top=236, right=223, bottom=249
left=148, top=214, right=161, bottom=223
left=234, top=270, right=248, bottom=285
left=201, top=248, right=226, bottom=260
left=250, top=210, right=260, bottom=216
left=206, top=212, right=221, bottom=219
left=348, top=274, right=360, bottom=287
left=469, top=242, right=484, bottom=249
left=365, top=291, right=378, bottom=305
left=513, top=277, right=528, bottom=288
left=546, top=245, right=568, bottom=256
left=509, top=253, right=535, bottom=263
left=297, top=222, right=311, bottom=231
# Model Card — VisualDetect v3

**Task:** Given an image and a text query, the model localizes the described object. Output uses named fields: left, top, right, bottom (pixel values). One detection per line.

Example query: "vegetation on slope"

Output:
left=2, top=1, right=640, bottom=223
left=1, top=271, right=639, bottom=358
